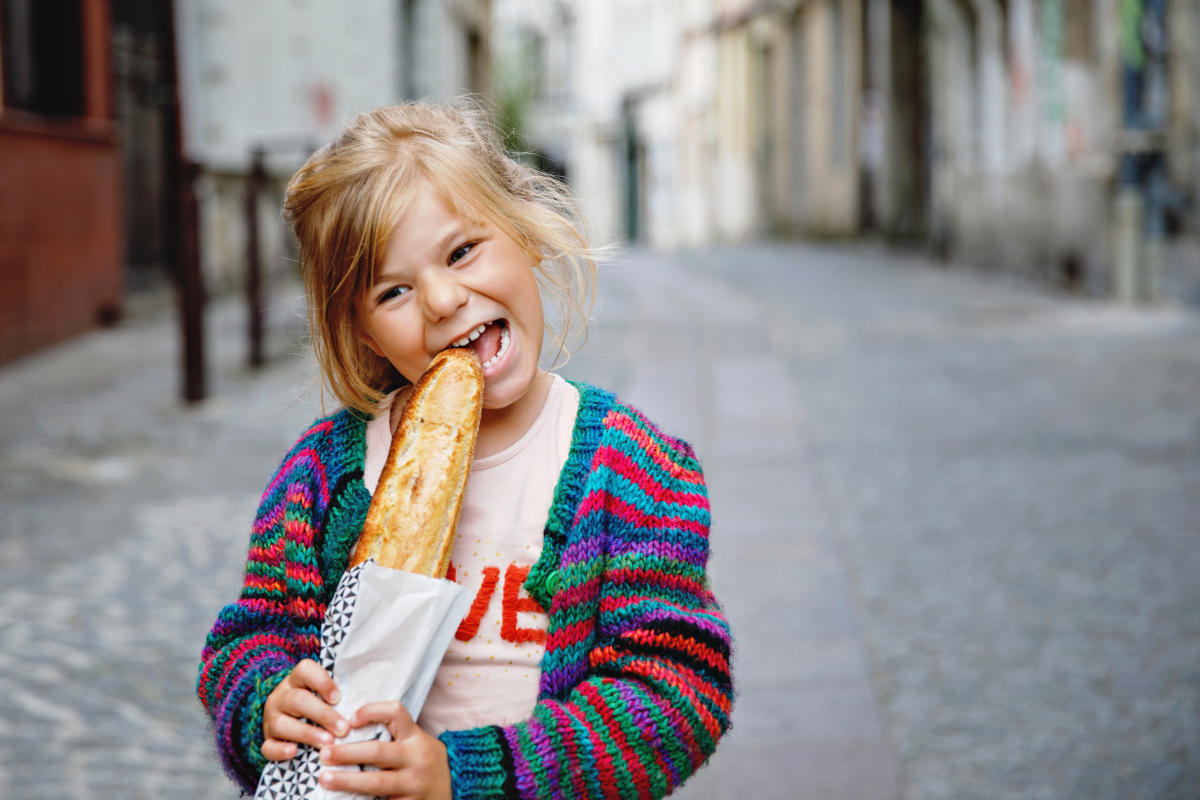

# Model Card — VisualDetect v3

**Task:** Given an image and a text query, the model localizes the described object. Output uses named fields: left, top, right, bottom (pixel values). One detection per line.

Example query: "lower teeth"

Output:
left=481, top=326, right=509, bottom=369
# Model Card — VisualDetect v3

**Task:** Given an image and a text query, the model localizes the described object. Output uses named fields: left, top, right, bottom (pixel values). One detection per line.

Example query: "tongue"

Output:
left=468, top=323, right=503, bottom=363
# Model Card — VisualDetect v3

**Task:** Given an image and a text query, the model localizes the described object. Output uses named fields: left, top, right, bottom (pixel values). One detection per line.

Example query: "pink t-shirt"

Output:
left=362, top=374, right=579, bottom=735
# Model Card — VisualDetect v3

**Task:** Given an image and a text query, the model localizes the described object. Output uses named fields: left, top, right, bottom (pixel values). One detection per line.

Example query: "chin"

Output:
left=481, top=364, right=538, bottom=411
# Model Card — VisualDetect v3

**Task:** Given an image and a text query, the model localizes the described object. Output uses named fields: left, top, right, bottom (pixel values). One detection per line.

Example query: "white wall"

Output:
left=175, top=0, right=399, bottom=173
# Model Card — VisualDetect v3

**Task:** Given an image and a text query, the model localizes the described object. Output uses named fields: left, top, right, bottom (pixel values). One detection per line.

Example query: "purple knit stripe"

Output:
left=547, top=702, right=592, bottom=797
left=504, top=724, right=541, bottom=798
left=520, top=713, right=561, bottom=797
left=605, top=538, right=708, bottom=566
left=261, top=446, right=331, bottom=512
left=625, top=603, right=730, bottom=642
left=560, top=532, right=605, bottom=566
left=614, top=679, right=679, bottom=792
left=540, top=656, right=589, bottom=705
left=599, top=601, right=730, bottom=649
left=252, top=501, right=286, bottom=535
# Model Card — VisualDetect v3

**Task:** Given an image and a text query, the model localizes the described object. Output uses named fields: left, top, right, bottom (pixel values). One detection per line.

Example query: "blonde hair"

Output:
left=283, top=100, right=597, bottom=415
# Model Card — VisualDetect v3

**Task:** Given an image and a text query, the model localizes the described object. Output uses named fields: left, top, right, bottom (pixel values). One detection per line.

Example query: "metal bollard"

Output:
left=246, top=146, right=267, bottom=368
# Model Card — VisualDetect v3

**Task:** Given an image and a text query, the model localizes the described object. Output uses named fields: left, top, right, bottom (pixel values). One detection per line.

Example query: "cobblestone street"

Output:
left=1, top=243, right=1198, bottom=799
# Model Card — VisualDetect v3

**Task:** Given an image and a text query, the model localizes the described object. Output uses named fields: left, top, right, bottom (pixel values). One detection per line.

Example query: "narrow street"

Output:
left=1, top=243, right=1197, bottom=799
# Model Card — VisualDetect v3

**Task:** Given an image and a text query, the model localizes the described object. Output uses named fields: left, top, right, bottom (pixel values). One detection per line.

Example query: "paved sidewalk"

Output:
left=2, top=243, right=1198, bottom=799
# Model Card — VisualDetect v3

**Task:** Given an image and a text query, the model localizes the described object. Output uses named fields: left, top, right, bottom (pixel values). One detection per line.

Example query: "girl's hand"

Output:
left=318, top=702, right=451, bottom=799
left=262, top=659, right=350, bottom=761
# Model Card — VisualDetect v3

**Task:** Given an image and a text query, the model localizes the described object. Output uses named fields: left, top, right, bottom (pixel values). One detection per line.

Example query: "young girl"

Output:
left=197, top=102, right=732, bottom=799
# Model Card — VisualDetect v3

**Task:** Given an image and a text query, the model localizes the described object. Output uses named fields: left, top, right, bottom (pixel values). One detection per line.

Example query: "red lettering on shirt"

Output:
left=445, top=560, right=548, bottom=644
left=452, top=564, right=500, bottom=642
left=501, top=564, right=548, bottom=644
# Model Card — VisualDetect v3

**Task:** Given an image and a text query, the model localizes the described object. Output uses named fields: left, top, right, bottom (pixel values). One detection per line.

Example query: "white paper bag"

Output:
left=255, top=561, right=471, bottom=800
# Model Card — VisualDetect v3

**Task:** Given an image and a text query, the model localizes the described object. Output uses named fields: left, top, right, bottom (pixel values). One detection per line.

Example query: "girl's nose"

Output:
left=420, top=271, right=469, bottom=321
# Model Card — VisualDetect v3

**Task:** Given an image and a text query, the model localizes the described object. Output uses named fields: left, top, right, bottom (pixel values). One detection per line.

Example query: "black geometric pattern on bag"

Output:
left=320, top=563, right=363, bottom=673
left=255, top=745, right=321, bottom=799
left=254, top=564, right=365, bottom=799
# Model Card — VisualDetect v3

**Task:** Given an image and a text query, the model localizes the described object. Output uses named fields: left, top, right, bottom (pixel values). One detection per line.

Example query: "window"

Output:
left=1, top=0, right=85, bottom=116
left=1062, top=0, right=1093, bottom=62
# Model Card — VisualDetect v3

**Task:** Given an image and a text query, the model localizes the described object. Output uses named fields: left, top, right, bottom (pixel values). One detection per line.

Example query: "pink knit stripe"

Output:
left=262, top=447, right=331, bottom=508
left=283, top=516, right=317, bottom=548
left=619, top=404, right=692, bottom=458
left=548, top=572, right=603, bottom=609
left=248, top=532, right=286, bottom=562
left=594, top=444, right=708, bottom=506
left=616, top=665, right=703, bottom=766
left=601, top=411, right=703, bottom=484
left=605, top=567, right=706, bottom=598
left=546, top=702, right=591, bottom=797
left=571, top=693, right=622, bottom=800
left=577, top=680, right=655, bottom=800
left=286, top=561, right=321, bottom=588
left=614, top=681, right=678, bottom=789
left=544, top=615, right=596, bottom=653
left=211, top=632, right=292, bottom=701
left=598, top=648, right=724, bottom=754
left=244, top=573, right=285, bottom=594
left=575, top=491, right=708, bottom=538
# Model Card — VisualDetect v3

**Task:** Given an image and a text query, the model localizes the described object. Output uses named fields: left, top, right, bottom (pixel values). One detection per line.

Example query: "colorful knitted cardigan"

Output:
left=197, top=382, right=733, bottom=799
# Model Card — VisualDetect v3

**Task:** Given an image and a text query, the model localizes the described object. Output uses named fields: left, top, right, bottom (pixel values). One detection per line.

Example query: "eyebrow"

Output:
left=374, top=224, right=466, bottom=286
left=432, top=226, right=464, bottom=257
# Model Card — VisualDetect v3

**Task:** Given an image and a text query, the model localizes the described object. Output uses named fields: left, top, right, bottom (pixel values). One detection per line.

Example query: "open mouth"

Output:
left=448, top=319, right=510, bottom=370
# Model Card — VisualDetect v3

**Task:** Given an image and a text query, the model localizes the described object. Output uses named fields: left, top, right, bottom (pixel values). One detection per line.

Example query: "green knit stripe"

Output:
left=439, top=726, right=509, bottom=799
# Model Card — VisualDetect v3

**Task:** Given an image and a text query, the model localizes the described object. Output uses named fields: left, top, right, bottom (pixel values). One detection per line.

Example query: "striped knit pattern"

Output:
left=197, top=383, right=733, bottom=799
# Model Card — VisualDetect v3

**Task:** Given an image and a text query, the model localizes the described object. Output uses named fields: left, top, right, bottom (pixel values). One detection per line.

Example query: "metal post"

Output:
left=179, top=160, right=206, bottom=402
left=245, top=146, right=267, bottom=368
left=1115, top=0, right=1168, bottom=303
left=1140, top=0, right=1168, bottom=303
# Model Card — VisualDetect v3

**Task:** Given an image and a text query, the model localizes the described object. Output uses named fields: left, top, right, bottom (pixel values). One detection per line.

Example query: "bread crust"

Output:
left=349, top=348, right=483, bottom=577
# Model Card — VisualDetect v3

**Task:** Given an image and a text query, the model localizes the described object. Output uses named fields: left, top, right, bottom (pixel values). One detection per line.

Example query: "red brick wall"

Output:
left=0, top=0, right=124, bottom=365
left=0, top=121, right=123, bottom=363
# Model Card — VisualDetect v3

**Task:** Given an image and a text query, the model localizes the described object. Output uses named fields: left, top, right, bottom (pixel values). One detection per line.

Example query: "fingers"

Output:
left=351, top=701, right=416, bottom=741
left=261, top=660, right=349, bottom=760
left=317, top=764, right=423, bottom=797
left=289, top=659, right=342, bottom=706
left=265, top=708, right=340, bottom=752
left=318, top=724, right=450, bottom=799
left=277, top=684, right=350, bottom=739
left=260, top=738, right=298, bottom=762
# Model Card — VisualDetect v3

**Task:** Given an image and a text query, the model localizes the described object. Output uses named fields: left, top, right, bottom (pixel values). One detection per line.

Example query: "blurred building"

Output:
left=0, top=0, right=122, bottom=364
left=0, top=0, right=491, bottom=366
left=2, top=0, right=492, bottom=367
left=506, top=0, right=918, bottom=249
left=922, top=0, right=1196, bottom=296
left=503, top=0, right=1198, bottom=297
left=175, top=0, right=492, bottom=295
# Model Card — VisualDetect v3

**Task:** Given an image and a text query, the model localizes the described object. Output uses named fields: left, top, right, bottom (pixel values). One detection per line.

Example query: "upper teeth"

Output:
left=450, top=323, right=488, bottom=348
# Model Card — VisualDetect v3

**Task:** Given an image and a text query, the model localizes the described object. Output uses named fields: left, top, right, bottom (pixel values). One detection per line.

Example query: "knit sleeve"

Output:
left=195, top=417, right=340, bottom=794
left=439, top=407, right=734, bottom=799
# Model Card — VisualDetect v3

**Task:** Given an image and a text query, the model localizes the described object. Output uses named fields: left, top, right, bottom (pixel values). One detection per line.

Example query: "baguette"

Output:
left=349, top=348, right=484, bottom=577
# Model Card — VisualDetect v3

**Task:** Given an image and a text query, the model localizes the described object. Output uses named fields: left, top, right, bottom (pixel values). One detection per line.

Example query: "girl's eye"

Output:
left=380, top=285, right=410, bottom=302
left=449, top=242, right=476, bottom=264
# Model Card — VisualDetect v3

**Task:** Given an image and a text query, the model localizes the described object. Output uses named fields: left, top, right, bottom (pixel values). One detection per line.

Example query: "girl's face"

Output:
left=356, top=182, right=545, bottom=417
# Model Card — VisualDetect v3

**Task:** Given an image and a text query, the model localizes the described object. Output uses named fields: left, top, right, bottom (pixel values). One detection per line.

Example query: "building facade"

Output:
left=0, top=0, right=123, bottom=364
left=502, top=0, right=1197, bottom=299
left=175, top=0, right=492, bottom=294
